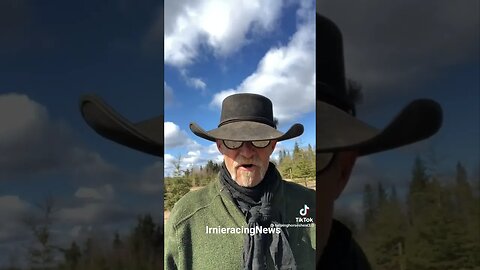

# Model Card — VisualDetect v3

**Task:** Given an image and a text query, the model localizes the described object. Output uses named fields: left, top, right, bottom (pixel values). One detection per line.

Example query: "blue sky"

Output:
left=0, top=0, right=478, bottom=267
left=164, top=0, right=316, bottom=176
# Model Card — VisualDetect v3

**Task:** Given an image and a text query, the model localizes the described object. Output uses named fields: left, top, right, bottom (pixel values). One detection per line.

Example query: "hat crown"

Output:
left=317, top=13, right=354, bottom=113
left=219, top=93, right=276, bottom=128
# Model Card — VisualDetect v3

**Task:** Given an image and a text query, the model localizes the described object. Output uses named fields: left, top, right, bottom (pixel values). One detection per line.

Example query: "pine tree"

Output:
left=366, top=183, right=408, bottom=270
left=64, top=241, right=81, bottom=270
left=407, top=155, right=429, bottom=226
left=377, top=182, right=387, bottom=207
left=362, top=184, right=376, bottom=229
left=293, top=142, right=301, bottom=158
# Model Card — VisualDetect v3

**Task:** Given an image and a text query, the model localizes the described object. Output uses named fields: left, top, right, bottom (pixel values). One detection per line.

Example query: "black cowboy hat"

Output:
left=79, top=94, right=163, bottom=157
left=190, top=93, right=304, bottom=142
left=316, top=13, right=442, bottom=156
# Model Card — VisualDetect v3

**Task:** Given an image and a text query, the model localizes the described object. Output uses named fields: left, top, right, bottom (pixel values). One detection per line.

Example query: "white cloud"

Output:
left=164, top=142, right=223, bottom=177
left=164, top=0, right=285, bottom=67
left=0, top=93, right=48, bottom=142
left=211, top=6, right=315, bottom=125
left=179, top=69, right=207, bottom=90
left=58, top=203, right=127, bottom=225
left=137, top=160, right=164, bottom=194
left=0, top=93, right=122, bottom=182
left=188, top=77, right=207, bottom=90
left=75, top=184, right=115, bottom=201
left=58, top=203, right=104, bottom=224
left=0, top=196, right=30, bottom=242
left=164, top=121, right=191, bottom=149
left=318, top=0, right=479, bottom=101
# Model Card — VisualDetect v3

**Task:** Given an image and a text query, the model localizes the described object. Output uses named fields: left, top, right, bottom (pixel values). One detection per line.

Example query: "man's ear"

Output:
left=216, top=140, right=224, bottom=154
left=334, top=151, right=357, bottom=199
left=270, top=140, right=277, bottom=149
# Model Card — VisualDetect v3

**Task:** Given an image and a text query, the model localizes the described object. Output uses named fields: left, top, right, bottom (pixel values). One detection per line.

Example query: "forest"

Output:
left=4, top=150, right=478, bottom=269
left=164, top=142, right=316, bottom=211
left=353, top=157, right=480, bottom=270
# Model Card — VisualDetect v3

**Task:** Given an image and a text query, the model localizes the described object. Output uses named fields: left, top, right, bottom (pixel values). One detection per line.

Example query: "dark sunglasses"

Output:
left=222, top=140, right=271, bottom=150
left=317, top=152, right=336, bottom=173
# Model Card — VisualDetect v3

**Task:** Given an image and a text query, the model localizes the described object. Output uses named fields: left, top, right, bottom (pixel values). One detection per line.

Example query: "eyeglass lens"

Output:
left=223, top=140, right=270, bottom=149
left=317, top=152, right=335, bottom=172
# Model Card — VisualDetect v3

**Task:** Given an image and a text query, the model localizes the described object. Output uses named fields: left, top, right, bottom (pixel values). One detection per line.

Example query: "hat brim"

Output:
left=190, top=121, right=304, bottom=142
left=80, top=94, right=163, bottom=157
left=317, top=99, right=442, bottom=156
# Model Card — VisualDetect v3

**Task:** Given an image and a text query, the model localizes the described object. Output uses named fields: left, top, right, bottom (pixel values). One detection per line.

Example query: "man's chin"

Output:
left=236, top=175, right=261, bottom=187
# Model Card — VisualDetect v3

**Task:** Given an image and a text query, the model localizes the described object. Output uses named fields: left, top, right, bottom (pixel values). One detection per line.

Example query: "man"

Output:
left=315, top=13, right=443, bottom=269
left=164, top=93, right=316, bottom=269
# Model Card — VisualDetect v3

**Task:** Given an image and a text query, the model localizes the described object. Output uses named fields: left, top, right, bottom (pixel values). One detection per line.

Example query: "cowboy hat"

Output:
left=190, top=93, right=304, bottom=142
left=316, top=13, right=442, bottom=156
left=79, top=94, right=163, bottom=157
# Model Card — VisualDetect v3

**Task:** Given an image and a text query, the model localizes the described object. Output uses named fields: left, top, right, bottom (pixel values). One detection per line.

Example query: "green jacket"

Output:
left=165, top=178, right=316, bottom=270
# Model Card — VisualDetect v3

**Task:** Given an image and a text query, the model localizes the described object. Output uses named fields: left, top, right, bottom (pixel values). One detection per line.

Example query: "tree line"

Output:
left=5, top=208, right=163, bottom=270
left=355, top=156, right=480, bottom=270
left=164, top=143, right=316, bottom=211
left=164, top=142, right=315, bottom=210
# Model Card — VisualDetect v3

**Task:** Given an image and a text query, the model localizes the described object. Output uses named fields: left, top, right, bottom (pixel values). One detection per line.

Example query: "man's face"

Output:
left=217, top=139, right=277, bottom=187
left=316, top=151, right=357, bottom=258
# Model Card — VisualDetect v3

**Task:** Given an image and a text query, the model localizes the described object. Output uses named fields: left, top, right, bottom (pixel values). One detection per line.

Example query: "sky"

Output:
left=164, top=0, right=316, bottom=177
left=318, top=0, right=480, bottom=223
left=0, top=0, right=478, bottom=267
left=0, top=0, right=164, bottom=267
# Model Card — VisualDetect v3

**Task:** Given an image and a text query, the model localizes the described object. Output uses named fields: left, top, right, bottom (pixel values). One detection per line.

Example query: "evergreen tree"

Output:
left=293, top=142, right=301, bottom=158
left=390, top=185, right=398, bottom=204
left=362, top=184, right=376, bottom=229
left=377, top=182, right=387, bottom=207
left=113, top=232, right=122, bottom=250
left=64, top=241, right=81, bottom=270
left=407, top=155, right=429, bottom=226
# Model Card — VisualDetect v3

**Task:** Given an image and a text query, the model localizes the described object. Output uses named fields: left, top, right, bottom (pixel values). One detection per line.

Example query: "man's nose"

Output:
left=238, top=142, right=256, bottom=158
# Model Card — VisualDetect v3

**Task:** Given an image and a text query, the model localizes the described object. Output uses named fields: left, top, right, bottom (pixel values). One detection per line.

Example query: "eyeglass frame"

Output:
left=316, top=152, right=336, bottom=175
left=222, top=140, right=271, bottom=150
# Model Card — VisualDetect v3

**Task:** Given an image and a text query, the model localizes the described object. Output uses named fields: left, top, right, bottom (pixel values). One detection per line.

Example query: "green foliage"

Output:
left=61, top=215, right=162, bottom=270
left=164, top=177, right=191, bottom=211
left=358, top=158, right=480, bottom=270
left=277, top=143, right=315, bottom=182
left=362, top=184, right=375, bottom=228
left=21, top=208, right=163, bottom=270
left=163, top=144, right=316, bottom=212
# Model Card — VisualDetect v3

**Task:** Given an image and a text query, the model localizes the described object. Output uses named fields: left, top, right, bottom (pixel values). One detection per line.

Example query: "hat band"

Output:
left=219, top=116, right=276, bottom=128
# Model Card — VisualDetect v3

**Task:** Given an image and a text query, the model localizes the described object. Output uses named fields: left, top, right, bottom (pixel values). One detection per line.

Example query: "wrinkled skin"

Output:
left=216, top=140, right=277, bottom=187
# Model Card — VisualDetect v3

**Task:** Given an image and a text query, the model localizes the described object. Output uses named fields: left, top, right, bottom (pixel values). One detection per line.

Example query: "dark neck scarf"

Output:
left=220, top=162, right=297, bottom=270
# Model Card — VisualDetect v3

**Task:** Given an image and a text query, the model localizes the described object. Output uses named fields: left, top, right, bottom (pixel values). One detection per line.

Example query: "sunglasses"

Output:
left=222, top=140, right=271, bottom=150
left=317, top=152, right=336, bottom=173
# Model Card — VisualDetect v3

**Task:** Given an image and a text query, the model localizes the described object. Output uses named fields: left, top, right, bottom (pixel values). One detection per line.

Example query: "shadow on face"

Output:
left=316, top=151, right=357, bottom=259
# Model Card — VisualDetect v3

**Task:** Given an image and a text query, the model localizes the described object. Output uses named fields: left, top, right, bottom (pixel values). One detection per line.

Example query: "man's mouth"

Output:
left=238, top=164, right=256, bottom=170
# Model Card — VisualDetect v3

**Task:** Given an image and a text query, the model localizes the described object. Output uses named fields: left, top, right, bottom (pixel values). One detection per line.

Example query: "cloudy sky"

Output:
left=0, top=0, right=163, bottom=266
left=0, top=0, right=478, bottom=267
left=318, top=0, right=479, bottom=223
left=164, top=0, right=316, bottom=176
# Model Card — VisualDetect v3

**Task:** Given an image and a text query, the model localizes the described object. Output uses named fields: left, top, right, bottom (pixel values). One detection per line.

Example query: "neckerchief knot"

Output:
left=220, top=162, right=297, bottom=270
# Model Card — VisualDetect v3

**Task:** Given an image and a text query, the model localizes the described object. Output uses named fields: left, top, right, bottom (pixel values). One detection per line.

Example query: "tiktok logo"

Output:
left=296, top=204, right=313, bottom=223
left=299, top=204, right=309, bottom=216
